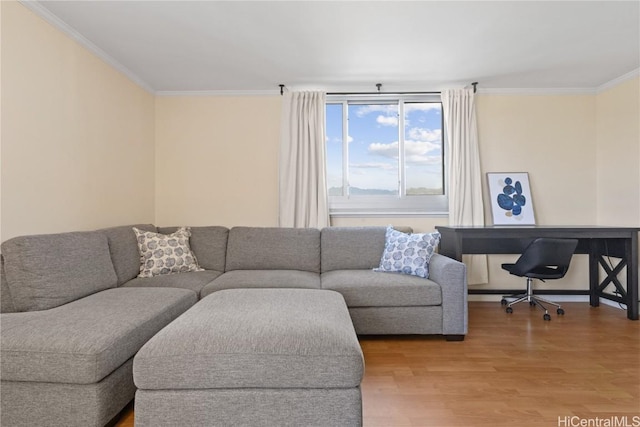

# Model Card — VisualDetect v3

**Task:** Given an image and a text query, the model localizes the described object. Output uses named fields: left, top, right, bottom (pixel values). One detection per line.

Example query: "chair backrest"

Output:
left=510, top=238, right=579, bottom=278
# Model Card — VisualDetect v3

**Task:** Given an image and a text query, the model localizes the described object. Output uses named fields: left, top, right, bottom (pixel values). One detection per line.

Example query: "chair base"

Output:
left=501, top=278, right=565, bottom=321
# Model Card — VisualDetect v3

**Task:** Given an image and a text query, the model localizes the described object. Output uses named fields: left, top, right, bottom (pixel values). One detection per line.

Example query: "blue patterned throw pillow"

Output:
left=374, top=226, right=441, bottom=279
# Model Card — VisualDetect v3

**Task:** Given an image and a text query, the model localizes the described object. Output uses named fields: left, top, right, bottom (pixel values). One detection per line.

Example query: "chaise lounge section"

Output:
left=0, top=230, right=197, bottom=427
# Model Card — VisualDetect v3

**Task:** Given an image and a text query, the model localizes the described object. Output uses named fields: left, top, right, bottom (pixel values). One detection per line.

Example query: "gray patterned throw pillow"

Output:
left=374, top=226, right=441, bottom=279
left=133, top=226, right=204, bottom=278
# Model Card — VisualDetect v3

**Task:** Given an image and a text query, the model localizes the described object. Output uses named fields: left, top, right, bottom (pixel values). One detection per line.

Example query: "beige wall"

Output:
left=474, top=94, right=598, bottom=291
left=152, top=92, right=611, bottom=292
left=0, top=0, right=3, bottom=243
left=154, top=96, right=281, bottom=227
left=596, top=76, right=640, bottom=226
left=1, top=2, right=156, bottom=241
left=477, top=94, right=598, bottom=225
left=331, top=216, right=448, bottom=233
left=153, top=94, right=449, bottom=232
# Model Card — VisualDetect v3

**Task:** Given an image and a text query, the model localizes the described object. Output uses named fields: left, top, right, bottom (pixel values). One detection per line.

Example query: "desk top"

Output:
left=437, top=225, right=640, bottom=230
left=436, top=225, right=640, bottom=238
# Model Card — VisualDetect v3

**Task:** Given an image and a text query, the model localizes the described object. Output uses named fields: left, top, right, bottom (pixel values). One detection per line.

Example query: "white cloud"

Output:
left=407, top=127, right=441, bottom=143
left=368, top=139, right=441, bottom=165
left=376, top=115, right=398, bottom=127
left=354, top=104, right=397, bottom=117
left=347, top=135, right=353, bottom=143
left=368, top=142, right=399, bottom=159
left=354, top=103, right=440, bottom=118
left=405, top=140, right=442, bottom=164
left=327, top=135, right=354, bottom=144
left=347, top=165, right=398, bottom=191
left=404, top=103, right=441, bottom=114
left=349, top=162, right=397, bottom=171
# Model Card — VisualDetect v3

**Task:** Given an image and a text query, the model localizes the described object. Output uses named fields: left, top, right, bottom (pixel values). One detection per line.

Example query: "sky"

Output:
left=326, top=101, right=443, bottom=196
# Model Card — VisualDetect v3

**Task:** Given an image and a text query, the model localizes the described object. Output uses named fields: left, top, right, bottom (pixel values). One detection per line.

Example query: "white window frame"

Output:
left=326, top=93, right=448, bottom=217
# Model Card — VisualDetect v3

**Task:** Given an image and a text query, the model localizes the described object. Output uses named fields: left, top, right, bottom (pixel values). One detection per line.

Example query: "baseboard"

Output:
left=468, top=294, right=627, bottom=310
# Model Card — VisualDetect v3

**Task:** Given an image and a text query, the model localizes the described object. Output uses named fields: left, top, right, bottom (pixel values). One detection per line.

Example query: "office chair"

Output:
left=500, top=238, right=578, bottom=320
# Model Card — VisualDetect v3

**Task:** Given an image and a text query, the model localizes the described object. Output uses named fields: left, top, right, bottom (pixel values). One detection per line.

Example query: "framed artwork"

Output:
left=487, top=172, right=536, bottom=225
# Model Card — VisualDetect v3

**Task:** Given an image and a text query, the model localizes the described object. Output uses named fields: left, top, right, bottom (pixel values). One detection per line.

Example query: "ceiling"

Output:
left=27, top=1, right=640, bottom=94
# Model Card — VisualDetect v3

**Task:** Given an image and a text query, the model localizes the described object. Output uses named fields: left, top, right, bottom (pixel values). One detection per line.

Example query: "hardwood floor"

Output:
left=114, top=302, right=639, bottom=426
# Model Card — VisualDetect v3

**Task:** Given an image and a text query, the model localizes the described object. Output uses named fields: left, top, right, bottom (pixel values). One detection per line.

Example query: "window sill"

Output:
left=329, top=210, right=449, bottom=218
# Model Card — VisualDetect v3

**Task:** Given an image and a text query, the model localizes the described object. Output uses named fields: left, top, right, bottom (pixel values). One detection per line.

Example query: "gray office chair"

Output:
left=500, top=238, right=578, bottom=320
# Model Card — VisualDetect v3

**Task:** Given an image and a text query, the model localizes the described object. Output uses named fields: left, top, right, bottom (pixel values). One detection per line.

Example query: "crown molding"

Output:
left=477, top=87, right=596, bottom=95
left=596, top=68, right=640, bottom=93
left=477, top=69, right=639, bottom=96
left=19, top=0, right=155, bottom=95
left=155, top=90, right=280, bottom=97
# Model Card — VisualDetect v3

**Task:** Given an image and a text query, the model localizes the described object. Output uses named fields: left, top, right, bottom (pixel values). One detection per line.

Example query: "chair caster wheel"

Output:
left=501, top=299, right=507, bottom=306
left=543, top=313, right=551, bottom=321
left=506, top=307, right=513, bottom=314
left=529, top=301, right=536, bottom=306
left=557, top=308, right=565, bottom=315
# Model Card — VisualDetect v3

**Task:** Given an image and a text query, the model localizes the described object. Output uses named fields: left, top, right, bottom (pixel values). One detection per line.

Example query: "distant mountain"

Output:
left=328, top=187, right=397, bottom=196
left=328, top=186, right=443, bottom=196
left=406, top=187, right=443, bottom=195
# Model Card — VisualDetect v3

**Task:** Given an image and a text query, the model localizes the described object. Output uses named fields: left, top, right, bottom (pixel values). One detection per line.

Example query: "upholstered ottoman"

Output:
left=133, top=288, right=364, bottom=426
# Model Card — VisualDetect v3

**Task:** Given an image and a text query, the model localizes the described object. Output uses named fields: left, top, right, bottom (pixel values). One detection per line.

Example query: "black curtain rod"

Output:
left=327, top=91, right=441, bottom=95
left=279, top=82, right=478, bottom=95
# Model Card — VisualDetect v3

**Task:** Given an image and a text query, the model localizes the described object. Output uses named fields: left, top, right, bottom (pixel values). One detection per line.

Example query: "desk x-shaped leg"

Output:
left=589, top=238, right=639, bottom=320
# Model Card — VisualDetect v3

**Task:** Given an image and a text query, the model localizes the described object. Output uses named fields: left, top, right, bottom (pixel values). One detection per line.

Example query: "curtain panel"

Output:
left=278, top=91, right=330, bottom=229
left=442, top=88, right=489, bottom=285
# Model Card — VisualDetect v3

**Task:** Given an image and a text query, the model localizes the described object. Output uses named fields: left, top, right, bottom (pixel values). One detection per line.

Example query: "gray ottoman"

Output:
left=133, top=288, right=364, bottom=427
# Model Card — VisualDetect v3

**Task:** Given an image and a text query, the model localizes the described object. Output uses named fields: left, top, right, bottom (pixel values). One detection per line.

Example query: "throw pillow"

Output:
left=133, top=227, right=204, bottom=278
left=374, top=226, right=441, bottom=279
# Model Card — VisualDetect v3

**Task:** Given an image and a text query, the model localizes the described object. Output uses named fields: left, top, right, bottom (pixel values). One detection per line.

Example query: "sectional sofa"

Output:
left=0, top=224, right=467, bottom=427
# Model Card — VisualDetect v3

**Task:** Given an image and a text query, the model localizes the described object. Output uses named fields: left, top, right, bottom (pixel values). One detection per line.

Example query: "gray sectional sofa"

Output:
left=0, top=224, right=467, bottom=427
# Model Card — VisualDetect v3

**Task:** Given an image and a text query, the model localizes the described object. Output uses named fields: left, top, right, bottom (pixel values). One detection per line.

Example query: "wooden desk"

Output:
left=435, top=226, right=639, bottom=320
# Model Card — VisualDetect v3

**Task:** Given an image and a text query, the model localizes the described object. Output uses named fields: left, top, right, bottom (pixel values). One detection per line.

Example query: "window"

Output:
left=326, top=94, right=447, bottom=216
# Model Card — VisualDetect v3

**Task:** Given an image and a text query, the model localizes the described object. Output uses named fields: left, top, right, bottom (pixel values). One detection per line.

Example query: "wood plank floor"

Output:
left=114, top=302, right=639, bottom=426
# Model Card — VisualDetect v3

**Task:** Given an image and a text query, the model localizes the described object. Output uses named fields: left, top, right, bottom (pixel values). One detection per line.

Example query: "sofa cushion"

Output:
left=158, top=226, right=228, bottom=272
left=0, top=287, right=197, bottom=384
left=321, top=226, right=414, bottom=272
left=133, top=227, right=203, bottom=278
left=374, top=226, right=441, bottom=278
left=100, top=224, right=157, bottom=285
left=321, top=226, right=387, bottom=272
left=1, top=231, right=118, bottom=312
left=321, top=270, right=442, bottom=307
left=200, top=270, right=320, bottom=297
left=1, top=255, right=17, bottom=313
left=122, top=270, right=222, bottom=296
left=225, top=227, right=320, bottom=273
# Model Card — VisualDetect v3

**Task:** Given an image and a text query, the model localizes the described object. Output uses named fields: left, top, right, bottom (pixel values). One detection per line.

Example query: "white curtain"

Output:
left=441, top=89, right=488, bottom=284
left=279, top=91, right=330, bottom=229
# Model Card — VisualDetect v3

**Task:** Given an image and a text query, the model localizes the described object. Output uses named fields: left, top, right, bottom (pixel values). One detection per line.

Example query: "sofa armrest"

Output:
left=428, top=253, right=468, bottom=337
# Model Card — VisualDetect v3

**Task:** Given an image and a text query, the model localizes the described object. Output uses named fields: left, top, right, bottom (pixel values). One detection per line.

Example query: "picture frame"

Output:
left=486, top=172, right=536, bottom=225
